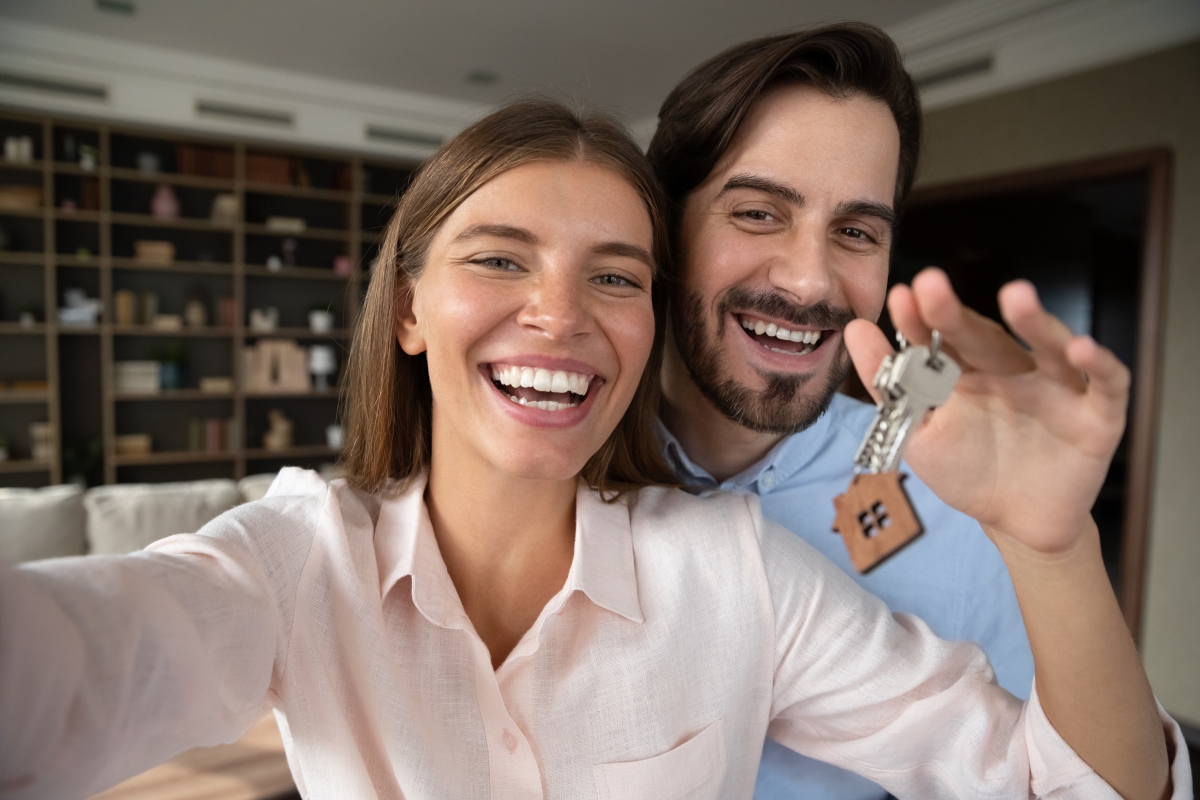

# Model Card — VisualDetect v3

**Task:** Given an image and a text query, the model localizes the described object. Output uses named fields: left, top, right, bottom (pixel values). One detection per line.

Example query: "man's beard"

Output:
left=671, top=286, right=856, bottom=435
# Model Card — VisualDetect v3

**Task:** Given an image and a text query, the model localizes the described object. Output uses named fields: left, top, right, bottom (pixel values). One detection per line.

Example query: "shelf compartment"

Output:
left=243, top=223, right=349, bottom=242
left=112, top=325, right=236, bottom=338
left=115, top=390, right=234, bottom=401
left=245, top=327, right=349, bottom=340
left=109, top=212, right=234, bottom=232
left=108, top=166, right=234, bottom=191
left=0, top=160, right=46, bottom=174
left=0, top=251, right=45, bottom=266
left=244, top=181, right=351, bottom=202
left=0, top=390, right=49, bottom=404
left=110, top=257, right=234, bottom=276
left=0, top=323, right=48, bottom=335
left=112, top=451, right=236, bottom=466
left=243, top=264, right=348, bottom=282
left=0, top=459, right=51, bottom=474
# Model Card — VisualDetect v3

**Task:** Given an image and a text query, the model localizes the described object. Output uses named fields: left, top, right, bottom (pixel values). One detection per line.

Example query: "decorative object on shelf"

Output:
left=114, top=290, right=135, bottom=326
left=281, top=237, right=298, bottom=266
left=138, top=292, right=159, bottom=325
left=248, top=306, right=279, bottom=332
left=265, top=255, right=283, bottom=272
left=19, top=310, right=36, bottom=327
left=136, top=151, right=161, bottom=174
left=62, top=134, right=76, bottom=162
left=75, top=247, right=93, bottom=260
left=151, top=313, right=183, bottom=331
left=62, top=437, right=102, bottom=486
left=308, top=344, right=337, bottom=391
left=134, top=240, right=175, bottom=265
left=244, top=340, right=308, bottom=393
left=29, top=422, right=54, bottom=461
left=58, top=288, right=102, bottom=327
left=78, top=145, right=98, bottom=172
left=189, top=417, right=236, bottom=453
left=262, top=409, right=294, bottom=451
left=245, top=153, right=291, bottom=185
left=333, top=255, right=353, bottom=276
left=265, top=216, right=306, bottom=233
left=0, top=185, right=42, bottom=210
left=115, top=361, right=161, bottom=394
left=150, top=184, right=180, bottom=220
left=3, top=136, right=34, bottom=163
left=209, top=193, right=238, bottom=226
left=0, top=435, right=8, bottom=462
left=0, top=379, right=48, bottom=393
left=176, top=144, right=233, bottom=178
left=60, top=198, right=77, bottom=212
left=153, top=341, right=186, bottom=391
left=217, top=296, right=238, bottom=328
left=308, top=308, right=334, bottom=333
left=325, top=423, right=344, bottom=451
left=199, top=376, right=234, bottom=394
left=114, top=433, right=152, bottom=456
left=184, top=300, right=207, bottom=328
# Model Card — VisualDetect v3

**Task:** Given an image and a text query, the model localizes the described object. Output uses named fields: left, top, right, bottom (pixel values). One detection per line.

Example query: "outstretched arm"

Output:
left=844, top=268, right=1169, bottom=800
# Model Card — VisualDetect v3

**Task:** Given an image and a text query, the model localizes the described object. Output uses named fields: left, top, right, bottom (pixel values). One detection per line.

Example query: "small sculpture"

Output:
left=262, top=409, right=294, bottom=452
left=150, top=184, right=180, bottom=220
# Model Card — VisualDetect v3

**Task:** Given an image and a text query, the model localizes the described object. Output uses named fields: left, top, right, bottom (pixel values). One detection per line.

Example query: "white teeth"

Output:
left=492, top=363, right=594, bottom=403
left=519, top=367, right=535, bottom=388
left=754, top=320, right=767, bottom=335
left=506, top=395, right=577, bottom=411
left=740, top=315, right=823, bottom=347
left=765, top=323, right=777, bottom=336
left=550, top=371, right=569, bottom=393
left=531, top=369, right=552, bottom=391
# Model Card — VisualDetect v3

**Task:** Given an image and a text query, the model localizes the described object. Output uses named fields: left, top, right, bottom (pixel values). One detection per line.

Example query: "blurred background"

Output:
left=0, top=1, right=1196, bottom=796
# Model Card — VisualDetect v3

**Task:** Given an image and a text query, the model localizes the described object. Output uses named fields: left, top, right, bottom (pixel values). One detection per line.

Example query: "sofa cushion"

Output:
left=84, top=479, right=242, bottom=555
left=0, top=484, right=87, bottom=561
left=238, top=473, right=279, bottom=504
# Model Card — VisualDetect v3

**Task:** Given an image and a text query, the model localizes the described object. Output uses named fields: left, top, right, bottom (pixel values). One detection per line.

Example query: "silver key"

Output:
left=854, top=331, right=961, bottom=474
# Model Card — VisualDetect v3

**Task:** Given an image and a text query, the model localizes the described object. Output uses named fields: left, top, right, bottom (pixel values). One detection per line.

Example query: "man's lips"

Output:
left=733, top=311, right=834, bottom=357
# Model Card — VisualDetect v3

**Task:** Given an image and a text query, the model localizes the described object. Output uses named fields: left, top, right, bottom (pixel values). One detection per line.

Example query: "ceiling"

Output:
left=0, top=0, right=954, bottom=121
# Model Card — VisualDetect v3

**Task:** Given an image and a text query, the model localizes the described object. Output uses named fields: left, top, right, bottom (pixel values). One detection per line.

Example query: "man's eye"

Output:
left=473, top=256, right=520, bottom=270
left=839, top=227, right=873, bottom=242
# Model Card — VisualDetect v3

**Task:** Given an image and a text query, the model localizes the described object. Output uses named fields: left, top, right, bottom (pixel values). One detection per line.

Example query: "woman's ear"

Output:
left=395, top=282, right=426, bottom=355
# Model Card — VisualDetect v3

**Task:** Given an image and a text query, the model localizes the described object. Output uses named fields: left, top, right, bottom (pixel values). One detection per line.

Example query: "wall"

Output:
left=916, top=40, right=1200, bottom=725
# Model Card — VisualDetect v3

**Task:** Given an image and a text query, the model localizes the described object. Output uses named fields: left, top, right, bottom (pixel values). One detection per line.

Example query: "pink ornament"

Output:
left=150, top=184, right=180, bottom=220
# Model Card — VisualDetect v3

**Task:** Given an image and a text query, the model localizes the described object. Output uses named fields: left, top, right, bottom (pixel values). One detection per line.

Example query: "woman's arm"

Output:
left=843, top=269, right=1170, bottom=799
left=0, top=515, right=295, bottom=798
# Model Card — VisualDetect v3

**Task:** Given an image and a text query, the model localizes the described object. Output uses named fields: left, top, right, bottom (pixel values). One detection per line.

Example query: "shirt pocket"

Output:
left=593, top=720, right=726, bottom=800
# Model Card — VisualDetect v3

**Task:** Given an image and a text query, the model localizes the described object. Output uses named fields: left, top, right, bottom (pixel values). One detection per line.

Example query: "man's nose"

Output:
left=767, top=222, right=838, bottom=306
left=516, top=268, right=589, bottom=340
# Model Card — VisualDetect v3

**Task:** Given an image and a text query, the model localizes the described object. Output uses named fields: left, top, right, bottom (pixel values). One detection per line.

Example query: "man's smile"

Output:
left=735, top=312, right=829, bottom=356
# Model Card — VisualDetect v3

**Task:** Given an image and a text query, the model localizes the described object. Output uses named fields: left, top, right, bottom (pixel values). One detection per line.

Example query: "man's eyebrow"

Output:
left=717, top=174, right=805, bottom=208
left=452, top=224, right=538, bottom=244
left=594, top=241, right=654, bottom=270
left=835, top=200, right=897, bottom=232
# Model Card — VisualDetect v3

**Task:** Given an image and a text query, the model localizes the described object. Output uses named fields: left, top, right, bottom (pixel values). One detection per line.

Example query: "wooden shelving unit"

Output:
left=0, top=106, right=416, bottom=487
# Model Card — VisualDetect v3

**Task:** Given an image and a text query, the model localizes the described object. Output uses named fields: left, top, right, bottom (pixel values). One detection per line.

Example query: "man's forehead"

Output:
left=700, top=83, right=900, bottom=205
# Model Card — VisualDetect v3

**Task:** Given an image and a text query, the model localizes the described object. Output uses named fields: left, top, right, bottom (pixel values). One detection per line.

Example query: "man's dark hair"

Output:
left=647, top=22, right=921, bottom=218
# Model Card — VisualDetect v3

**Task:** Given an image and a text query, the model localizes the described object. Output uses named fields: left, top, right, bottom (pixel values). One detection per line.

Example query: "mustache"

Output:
left=716, top=287, right=857, bottom=332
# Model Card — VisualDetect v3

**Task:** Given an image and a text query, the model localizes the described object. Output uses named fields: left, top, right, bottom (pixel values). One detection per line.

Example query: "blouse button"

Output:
left=502, top=729, right=518, bottom=754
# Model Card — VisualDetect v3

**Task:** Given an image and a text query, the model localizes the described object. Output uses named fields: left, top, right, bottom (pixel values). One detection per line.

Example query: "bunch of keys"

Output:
left=833, top=330, right=961, bottom=573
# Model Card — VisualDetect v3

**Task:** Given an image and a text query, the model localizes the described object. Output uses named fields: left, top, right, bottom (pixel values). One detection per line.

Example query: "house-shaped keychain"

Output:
left=832, top=472, right=924, bottom=574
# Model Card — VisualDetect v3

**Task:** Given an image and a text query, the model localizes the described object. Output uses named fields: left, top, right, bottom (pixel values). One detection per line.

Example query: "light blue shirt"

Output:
left=661, top=393, right=1034, bottom=800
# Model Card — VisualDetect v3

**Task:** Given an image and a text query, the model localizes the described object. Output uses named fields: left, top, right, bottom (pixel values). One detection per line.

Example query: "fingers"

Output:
left=998, top=280, right=1086, bottom=391
left=844, top=318, right=894, bottom=404
left=1066, top=334, right=1131, bottom=424
left=905, top=268, right=1035, bottom=375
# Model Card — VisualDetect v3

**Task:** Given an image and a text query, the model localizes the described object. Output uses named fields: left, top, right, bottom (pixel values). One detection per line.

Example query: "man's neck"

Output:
left=660, top=341, right=787, bottom=483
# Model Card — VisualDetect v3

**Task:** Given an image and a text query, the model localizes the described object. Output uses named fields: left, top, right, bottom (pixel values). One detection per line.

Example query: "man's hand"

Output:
left=844, top=267, right=1130, bottom=554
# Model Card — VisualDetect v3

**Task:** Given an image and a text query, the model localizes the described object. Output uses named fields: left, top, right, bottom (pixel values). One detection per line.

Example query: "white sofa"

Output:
left=0, top=474, right=279, bottom=562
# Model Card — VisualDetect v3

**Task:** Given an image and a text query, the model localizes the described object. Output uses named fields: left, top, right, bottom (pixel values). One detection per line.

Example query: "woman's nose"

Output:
left=516, top=269, right=589, bottom=340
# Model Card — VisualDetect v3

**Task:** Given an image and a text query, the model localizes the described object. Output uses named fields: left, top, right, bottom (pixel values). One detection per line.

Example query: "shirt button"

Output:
left=760, top=472, right=776, bottom=490
left=502, top=729, right=518, bottom=754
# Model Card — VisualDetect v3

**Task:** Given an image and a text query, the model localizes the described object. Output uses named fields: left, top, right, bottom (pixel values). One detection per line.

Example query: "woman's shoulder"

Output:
left=625, top=484, right=768, bottom=553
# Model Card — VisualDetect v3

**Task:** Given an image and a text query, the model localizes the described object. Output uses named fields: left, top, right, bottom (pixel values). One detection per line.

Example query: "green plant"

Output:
left=62, top=437, right=103, bottom=486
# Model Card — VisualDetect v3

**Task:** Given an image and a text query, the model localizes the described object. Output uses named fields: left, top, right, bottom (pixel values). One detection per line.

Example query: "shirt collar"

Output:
left=374, top=473, right=643, bottom=630
left=657, top=404, right=837, bottom=492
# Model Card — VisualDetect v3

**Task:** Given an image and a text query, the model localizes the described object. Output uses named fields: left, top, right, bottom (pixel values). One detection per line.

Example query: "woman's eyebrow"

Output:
left=453, top=224, right=538, bottom=244
left=594, top=241, right=654, bottom=269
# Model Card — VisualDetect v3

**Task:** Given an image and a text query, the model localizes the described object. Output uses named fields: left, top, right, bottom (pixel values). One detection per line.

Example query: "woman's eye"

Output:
left=736, top=209, right=776, bottom=222
left=473, top=256, right=520, bottom=271
left=594, top=273, right=639, bottom=289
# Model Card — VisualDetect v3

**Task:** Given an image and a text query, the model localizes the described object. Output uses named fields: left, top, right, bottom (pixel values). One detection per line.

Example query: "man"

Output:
left=647, top=23, right=1035, bottom=799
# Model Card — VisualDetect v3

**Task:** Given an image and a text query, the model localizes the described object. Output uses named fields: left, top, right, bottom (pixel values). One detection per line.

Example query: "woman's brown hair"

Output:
left=342, top=98, right=676, bottom=496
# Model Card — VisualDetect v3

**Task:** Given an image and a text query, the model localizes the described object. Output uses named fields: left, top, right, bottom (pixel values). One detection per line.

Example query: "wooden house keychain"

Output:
left=833, top=330, right=961, bottom=573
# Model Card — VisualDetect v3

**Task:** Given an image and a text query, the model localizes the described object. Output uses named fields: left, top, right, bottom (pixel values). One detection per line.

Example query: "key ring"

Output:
left=929, top=329, right=942, bottom=360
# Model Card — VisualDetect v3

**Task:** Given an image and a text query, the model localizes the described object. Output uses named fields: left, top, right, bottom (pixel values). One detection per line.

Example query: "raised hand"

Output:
left=844, top=267, right=1130, bottom=554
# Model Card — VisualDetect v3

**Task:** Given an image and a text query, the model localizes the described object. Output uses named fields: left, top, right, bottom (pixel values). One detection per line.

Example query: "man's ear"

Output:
left=395, top=281, right=426, bottom=356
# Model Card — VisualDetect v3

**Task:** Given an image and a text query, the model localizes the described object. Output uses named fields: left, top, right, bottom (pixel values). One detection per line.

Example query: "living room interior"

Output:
left=0, top=1, right=1197, bottom=797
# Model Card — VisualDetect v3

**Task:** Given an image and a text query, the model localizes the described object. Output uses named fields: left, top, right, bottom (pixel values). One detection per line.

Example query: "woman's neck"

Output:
left=425, top=439, right=577, bottom=670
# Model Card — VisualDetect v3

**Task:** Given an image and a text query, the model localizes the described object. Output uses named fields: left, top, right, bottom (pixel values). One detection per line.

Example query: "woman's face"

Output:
left=397, top=159, right=656, bottom=482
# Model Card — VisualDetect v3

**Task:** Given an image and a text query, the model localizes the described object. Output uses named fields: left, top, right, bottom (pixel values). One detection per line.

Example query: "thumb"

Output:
left=844, top=319, right=893, bottom=405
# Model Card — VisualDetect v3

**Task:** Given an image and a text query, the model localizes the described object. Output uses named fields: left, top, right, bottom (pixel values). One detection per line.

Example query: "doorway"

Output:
left=885, top=150, right=1171, bottom=640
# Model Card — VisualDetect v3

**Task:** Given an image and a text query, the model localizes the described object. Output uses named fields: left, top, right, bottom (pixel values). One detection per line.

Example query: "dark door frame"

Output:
left=905, top=149, right=1173, bottom=642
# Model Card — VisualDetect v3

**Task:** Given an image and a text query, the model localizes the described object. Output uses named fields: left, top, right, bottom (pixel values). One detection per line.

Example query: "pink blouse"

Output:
left=0, top=468, right=1189, bottom=798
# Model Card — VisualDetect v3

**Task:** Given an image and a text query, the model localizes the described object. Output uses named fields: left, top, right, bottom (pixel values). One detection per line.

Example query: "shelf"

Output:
left=53, top=163, right=103, bottom=178
left=112, top=325, right=236, bottom=338
left=361, top=192, right=400, bottom=205
left=0, top=390, right=49, bottom=404
left=0, top=322, right=47, bottom=335
left=109, top=257, right=234, bottom=275
left=244, top=445, right=336, bottom=460
left=55, top=255, right=101, bottom=268
left=243, top=181, right=351, bottom=202
left=0, top=459, right=51, bottom=474
left=113, top=451, right=236, bottom=466
left=57, top=324, right=102, bottom=335
left=110, top=212, right=234, bottom=232
left=0, top=160, right=45, bottom=173
left=243, top=223, right=349, bottom=242
left=0, top=251, right=44, bottom=266
left=245, top=327, right=349, bottom=340
left=107, top=166, right=234, bottom=191
left=244, top=389, right=340, bottom=400
left=0, top=207, right=44, bottom=219
left=54, top=210, right=102, bottom=223
left=243, top=264, right=349, bottom=281
left=115, top=390, right=234, bottom=402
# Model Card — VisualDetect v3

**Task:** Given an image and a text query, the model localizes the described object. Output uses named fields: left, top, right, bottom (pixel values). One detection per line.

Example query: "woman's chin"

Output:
left=491, top=451, right=591, bottom=484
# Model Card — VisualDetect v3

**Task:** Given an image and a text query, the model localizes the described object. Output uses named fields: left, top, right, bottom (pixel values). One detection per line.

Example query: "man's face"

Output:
left=672, top=83, right=900, bottom=434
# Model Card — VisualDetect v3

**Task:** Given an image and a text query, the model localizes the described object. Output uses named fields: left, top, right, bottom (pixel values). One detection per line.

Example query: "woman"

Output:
left=0, top=100, right=1186, bottom=799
